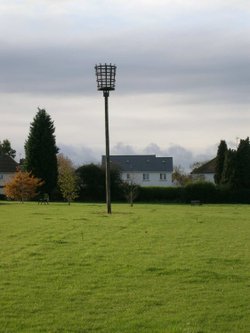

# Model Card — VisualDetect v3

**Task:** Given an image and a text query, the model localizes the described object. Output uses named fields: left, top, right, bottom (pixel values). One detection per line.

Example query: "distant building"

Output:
left=191, top=158, right=216, bottom=183
left=102, top=154, right=173, bottom=187
left=0, top=155, right=18, bottom=195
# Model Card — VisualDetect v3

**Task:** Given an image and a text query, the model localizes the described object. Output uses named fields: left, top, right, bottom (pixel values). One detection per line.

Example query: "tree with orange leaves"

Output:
left=4, top=170, right=44, bottom=202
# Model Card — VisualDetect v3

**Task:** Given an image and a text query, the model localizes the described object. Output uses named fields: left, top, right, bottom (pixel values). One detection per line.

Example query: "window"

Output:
left=143, top=173, right=150, bottom=181
left=160, top=173, right=167, bottom=181
left=126, top=173, right=130, bottom=180
left=0, top=175, right=3, bottom=180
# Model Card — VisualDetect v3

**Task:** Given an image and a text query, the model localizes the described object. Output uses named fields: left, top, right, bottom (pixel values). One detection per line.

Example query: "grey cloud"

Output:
left=0, top=45, right=94, bottom=94
left=58, top=143, right=101, bottom=167
left=142, top=143, right=215, bottom=171
left=111, top=142, right=215, bottom=171
left=57, top=141, right=214, bottom=172
left=143, top=143, right=194, bottom=170
left=112, top=142, right=136, bottom=155
left=1, top=26, right=250, bottom=105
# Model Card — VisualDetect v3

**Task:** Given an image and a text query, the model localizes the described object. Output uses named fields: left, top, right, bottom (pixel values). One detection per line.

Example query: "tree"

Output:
left=76, top=163, right=122, bottom=202
left=220, top=138, right=250, bottom=189
left=214, top=140, right=227, bottom=185
left=0, top=139, right=16, bottom=158
left=4, top=170, right=43, bottom=202
left=235, top=137, right=250, bottom=189
left=76, top=164, right=105, bottom=202
left=172, top=166, right=192, bottom=186
left=122, top=181, right=139, bottom=207
left=221, top=149, right=237, bottom=188
left=57, top=154, right=78, bottom=204
left=25, top=108, right=59, bottom=196
left=108, top=165, right=123, bottom=201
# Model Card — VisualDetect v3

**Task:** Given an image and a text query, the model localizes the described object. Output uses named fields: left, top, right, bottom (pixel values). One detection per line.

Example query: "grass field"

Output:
left=0, top=202, right=250, bottom=333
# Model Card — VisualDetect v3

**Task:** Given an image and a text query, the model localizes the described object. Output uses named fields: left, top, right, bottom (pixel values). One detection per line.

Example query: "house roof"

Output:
left=0, top=154, right=18, bottom=172
left=191, top=157, right=216, bottom=174
left=102, top=155, right=173, bottom=172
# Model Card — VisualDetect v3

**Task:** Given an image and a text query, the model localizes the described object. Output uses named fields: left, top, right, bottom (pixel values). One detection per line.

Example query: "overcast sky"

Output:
left=1, top=0, right=249, bottom=170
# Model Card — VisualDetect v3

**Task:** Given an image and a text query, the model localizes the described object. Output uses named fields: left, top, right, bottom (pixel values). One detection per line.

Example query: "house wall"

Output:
left=0, top=172, right=15, bottom=194
left=192, top=173, right=215, bottom=184
left=121, top=171, right=173, bottom=187
left=204, top=173, right=215, bottom=183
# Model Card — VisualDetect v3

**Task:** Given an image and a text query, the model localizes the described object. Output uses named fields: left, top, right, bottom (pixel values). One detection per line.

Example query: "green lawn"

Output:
left=0, top=202, right=250, bottom=333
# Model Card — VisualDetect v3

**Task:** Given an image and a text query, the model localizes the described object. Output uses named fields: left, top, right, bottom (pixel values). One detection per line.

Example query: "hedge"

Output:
left=137, top=186, right=185, bottom=203
left=134, top=182, right=250, bottom=204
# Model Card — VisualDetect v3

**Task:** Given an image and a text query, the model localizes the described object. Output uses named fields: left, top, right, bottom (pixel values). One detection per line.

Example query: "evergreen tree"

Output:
left=214, top=140, right=227, bottom=185
left=235, top=137, right=250, bottom=189
left=0, top=139, right=16, bottom=158
left=25, top=108, right=59, bottom=196
left=221, top=149, right=237, bottom=188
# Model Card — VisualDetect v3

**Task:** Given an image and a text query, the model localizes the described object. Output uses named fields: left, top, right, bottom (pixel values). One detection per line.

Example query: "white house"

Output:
left=0, top=155, right=18, bottom=195
left=102, top=154, right=174, bottom=187
left=191, top=158, right=216, bottom=183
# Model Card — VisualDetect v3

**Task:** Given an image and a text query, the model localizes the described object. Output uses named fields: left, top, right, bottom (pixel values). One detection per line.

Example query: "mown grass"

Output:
left=0, top=202, right=250, bottom=333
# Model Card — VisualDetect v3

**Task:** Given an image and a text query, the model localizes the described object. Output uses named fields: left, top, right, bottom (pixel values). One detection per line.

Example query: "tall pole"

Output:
left=95, top=63, right=116, bottom=215
left=104, top=91, right=111, bottom=214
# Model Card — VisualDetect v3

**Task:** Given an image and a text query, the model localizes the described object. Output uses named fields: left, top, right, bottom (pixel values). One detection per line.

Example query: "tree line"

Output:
left=2, top=107, right=250, bottom=203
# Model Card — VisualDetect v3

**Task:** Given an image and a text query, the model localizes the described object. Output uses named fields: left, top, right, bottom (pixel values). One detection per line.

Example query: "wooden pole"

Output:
left=104, top=91, right=111, bottom=214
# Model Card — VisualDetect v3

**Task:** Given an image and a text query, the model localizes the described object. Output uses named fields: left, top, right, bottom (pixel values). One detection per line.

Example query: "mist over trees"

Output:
left=25, top=108, right=59, bottom=196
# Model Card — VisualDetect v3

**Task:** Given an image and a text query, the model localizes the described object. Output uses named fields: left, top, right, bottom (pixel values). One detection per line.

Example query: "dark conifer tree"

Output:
left=214, top=140, right=227, bottom=185
left=25, top=108, right=59, bottom=196
left=235, top=137, right=250, bottom=189
left=221, top=149, right=237, bottom=188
